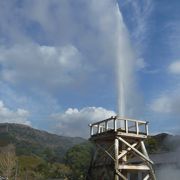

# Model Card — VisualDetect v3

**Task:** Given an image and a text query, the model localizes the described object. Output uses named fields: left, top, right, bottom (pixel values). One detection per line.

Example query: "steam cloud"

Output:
left=157, top=165, right=180, bottom=180
left=153, top=135, right=180, bottom=180
left=156, top=149, right=180, bottom=180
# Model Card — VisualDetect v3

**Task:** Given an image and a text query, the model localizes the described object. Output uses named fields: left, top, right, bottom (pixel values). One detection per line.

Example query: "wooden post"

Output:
left=125, top=120, right=128, bottom=133
left=90, top=125, right=93, bottom=136
left=114, top=118, right=117, bottom=131
left=136, top=121, right=139, bottom=135
left=115, top=138, right=119, bottom=180
left=140, top=141, right=156, bottom=180
left=98, top=124, right=100, bottom=133
left=145, top=123, right=149, bottom=136
left=105, top=121, right=108, bottom=131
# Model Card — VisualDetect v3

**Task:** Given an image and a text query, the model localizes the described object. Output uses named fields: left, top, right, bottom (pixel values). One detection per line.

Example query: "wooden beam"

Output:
left=117, top=132, right=147, bottom=139
left=146, top=162, right=157, bottom=180
left=117, top=117, right=147, bottom=124
left=118, top=142, right=138, bottom=160
left=118, top=164, right=150, bottom=171
left=115, top=138, right=119, bottom=180
left=140, top=141, right=149, bottom=158
left=143, top=174, right=150, bottom=180
left=90, top=116, right=115, bottom=126
left=116, top=170, right=128, bottom=180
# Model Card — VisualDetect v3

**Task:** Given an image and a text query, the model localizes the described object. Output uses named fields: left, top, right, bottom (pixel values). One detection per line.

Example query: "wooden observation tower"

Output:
left=88, top=116, right=156, bottom=180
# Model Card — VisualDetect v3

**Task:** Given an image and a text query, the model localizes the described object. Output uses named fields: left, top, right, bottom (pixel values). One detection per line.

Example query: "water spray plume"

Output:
left=114, top=2, right=137, bottom=119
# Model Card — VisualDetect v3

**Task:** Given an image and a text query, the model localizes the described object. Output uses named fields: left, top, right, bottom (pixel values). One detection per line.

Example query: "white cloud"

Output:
left=169, top=61, right=180, bottom=74
left=136, top=58, right=147, bottom=70
left=0, top=0, right=126, bottom=92
left=0, top=0, right=147, bottom=129
left=166, top=22, right=180, bottom=57
left=150, top=96, right=172, bottom=113
left=51, top=107, right=116, bottom=137
left=150, top=89, right=180, bottom=115
left=0, top=43, right=90, bottom=91
left=0, top=100, right=30, bottom=125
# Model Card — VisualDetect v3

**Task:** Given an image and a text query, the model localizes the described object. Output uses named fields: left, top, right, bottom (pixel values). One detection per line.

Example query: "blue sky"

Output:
left=0, top=0, right=180, bottom=137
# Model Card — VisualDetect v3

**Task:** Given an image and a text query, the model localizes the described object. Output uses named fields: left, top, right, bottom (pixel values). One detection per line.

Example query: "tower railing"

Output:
left=89, top=116, right=148, bottom=137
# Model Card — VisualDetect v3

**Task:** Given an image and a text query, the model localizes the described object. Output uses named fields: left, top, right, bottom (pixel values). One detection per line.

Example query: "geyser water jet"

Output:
left=114, top=3, right=137, bottom=119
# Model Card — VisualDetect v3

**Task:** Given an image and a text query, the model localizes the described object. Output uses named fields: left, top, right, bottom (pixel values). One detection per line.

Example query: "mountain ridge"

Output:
left=0, top=123, right=86, bottom=162
left=0, top=123, right=179, bottom=153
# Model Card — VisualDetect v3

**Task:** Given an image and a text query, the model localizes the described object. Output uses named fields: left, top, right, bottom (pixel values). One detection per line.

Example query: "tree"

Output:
left=145, top=137, right=158, bottom=153
left=65, top=142, right=94, bottom=180
left=47, top=163, right=72, bottom=179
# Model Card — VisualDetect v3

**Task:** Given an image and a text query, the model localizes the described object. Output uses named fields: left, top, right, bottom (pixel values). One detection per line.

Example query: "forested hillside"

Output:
left=0, top=123, right=89, bottom=180
left=0, top=123, right=179, bottom=180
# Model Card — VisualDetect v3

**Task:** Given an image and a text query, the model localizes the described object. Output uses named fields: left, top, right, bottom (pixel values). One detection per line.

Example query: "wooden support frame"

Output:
left=118, top=142, right=138, bottom=160
left=118, top=137, right=153, bottom=164
left=88, top=117, right=156, bottom=180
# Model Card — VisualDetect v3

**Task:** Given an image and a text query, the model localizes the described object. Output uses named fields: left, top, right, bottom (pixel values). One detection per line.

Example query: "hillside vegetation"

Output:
left=0, top=123, right=88, bottom=179
left=0, top=123, right=179, bottom=180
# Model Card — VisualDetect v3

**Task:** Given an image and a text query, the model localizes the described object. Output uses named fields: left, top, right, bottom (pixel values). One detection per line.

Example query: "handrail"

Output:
left=89, top=116, right=148, bottom=126
left=89, top=116, right=149, bottom=137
